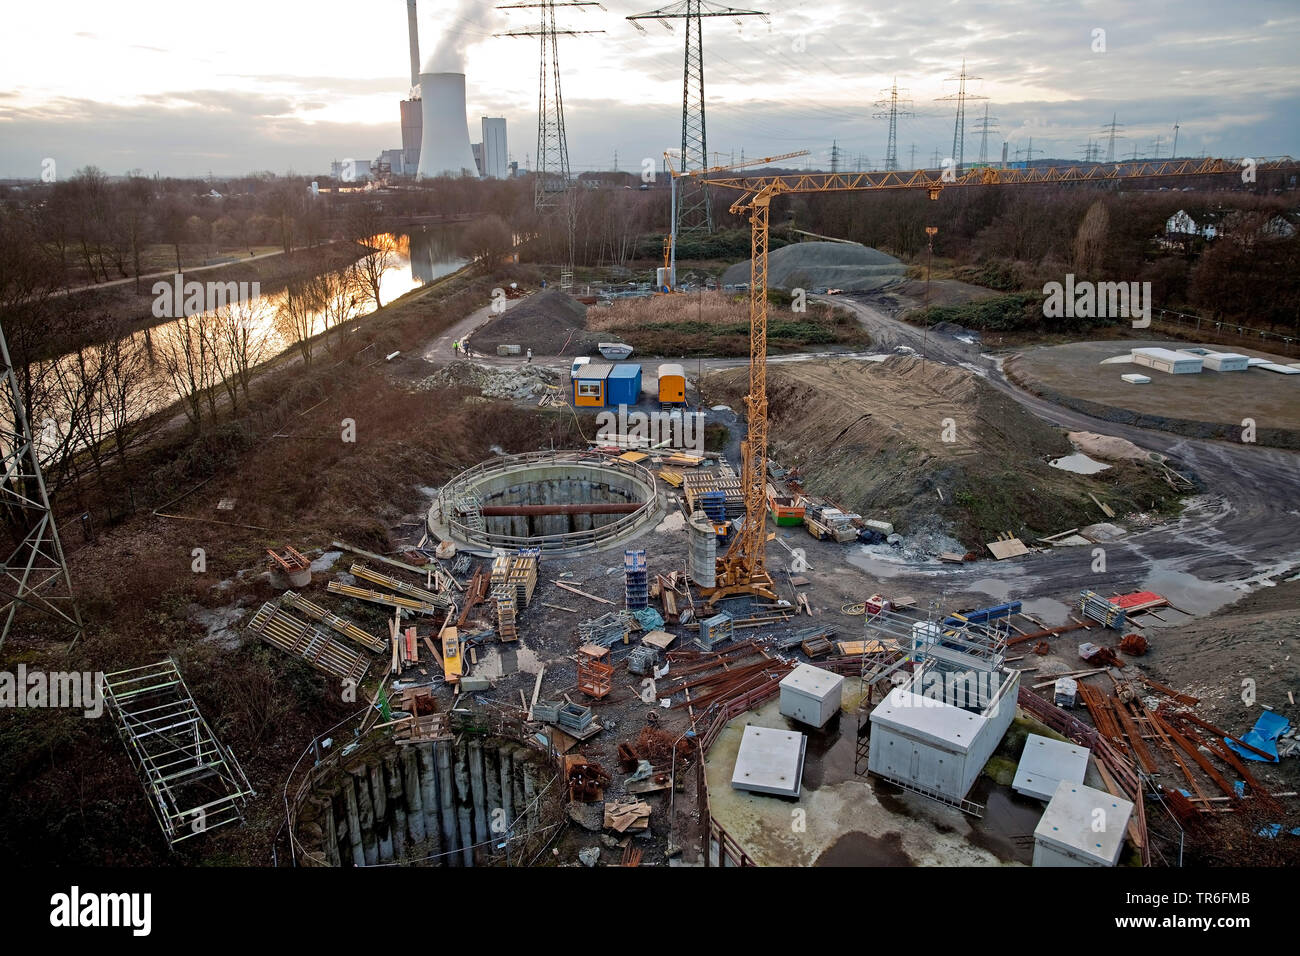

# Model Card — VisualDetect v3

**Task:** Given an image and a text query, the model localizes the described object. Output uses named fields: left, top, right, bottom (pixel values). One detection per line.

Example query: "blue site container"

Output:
left=605, top=363, right=643, bottom=407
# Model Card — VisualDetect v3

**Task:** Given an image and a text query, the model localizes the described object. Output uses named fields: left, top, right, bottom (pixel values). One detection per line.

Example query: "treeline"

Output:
left=781, top=180, right=1300, bottom=333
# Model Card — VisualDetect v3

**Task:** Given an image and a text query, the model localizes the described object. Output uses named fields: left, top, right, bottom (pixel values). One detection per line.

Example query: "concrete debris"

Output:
left=420, top=360, right=560, bottom=401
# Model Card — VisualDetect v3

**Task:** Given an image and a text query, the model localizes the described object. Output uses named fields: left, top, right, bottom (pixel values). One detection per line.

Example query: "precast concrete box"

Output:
left=779, top=664, right=844, bottom=729
left=731, top=725, right=807, bottom=798
left=1033, top=780, right=1132, bottom=867
left=1013, top=734, right=1090, bottom=801
left=867, top=669, right=1020, bottom=802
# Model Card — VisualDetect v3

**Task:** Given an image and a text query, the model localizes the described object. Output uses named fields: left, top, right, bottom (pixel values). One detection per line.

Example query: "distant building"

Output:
left=400, top=99, right=422, bottom=175
left=330, top=158, right=372, bottom=183
left=481, top=117, right=509, bottom=179
left=1164, top=208, right=1220, bottom=240
left=577, top=170, right=639, bottom=189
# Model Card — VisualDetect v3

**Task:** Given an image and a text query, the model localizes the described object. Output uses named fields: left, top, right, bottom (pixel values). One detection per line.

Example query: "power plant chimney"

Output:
left=416, top=72, right=480, bottom=179
left=406, top=0, right=421, bottom=93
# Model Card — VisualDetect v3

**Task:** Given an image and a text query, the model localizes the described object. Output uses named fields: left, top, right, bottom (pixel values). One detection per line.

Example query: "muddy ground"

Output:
left=708, top=355, right=1182, bottom=551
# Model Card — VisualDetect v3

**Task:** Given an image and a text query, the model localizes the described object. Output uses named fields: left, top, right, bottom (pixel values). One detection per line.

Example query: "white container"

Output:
left=1033, top=780, right=1133, bottom=867
left=1201, top=351, right=1249, bottom=372
left=779, top=664, right=845, bottom=728
left=1131, top=347, right=1202, bottom=374
left=1120, top=373, right=1151, bottom=384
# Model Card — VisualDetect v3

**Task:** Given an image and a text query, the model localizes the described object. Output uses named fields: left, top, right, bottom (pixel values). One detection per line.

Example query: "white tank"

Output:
left=416, top=72, right=480, bottom=180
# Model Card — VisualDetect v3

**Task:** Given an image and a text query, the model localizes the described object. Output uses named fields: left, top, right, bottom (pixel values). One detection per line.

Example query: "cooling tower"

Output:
left=416, top=72, right=480, bottom=180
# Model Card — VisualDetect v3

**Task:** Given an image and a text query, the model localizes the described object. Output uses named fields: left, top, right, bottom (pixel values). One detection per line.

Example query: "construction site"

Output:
left=3, top=2, right=1299, bottom=898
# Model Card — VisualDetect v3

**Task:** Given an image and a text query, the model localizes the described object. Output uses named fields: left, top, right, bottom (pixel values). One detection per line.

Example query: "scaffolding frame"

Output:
left=103, top=659, right=255, bottom=846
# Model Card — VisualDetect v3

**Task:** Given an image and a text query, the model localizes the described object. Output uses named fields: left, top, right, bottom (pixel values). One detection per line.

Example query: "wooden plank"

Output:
left=552, top=580, right=615, bottom=605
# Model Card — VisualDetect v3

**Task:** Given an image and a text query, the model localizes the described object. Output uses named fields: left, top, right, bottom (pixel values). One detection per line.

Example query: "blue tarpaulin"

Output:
left=1225, top=711, right=1291, bottom=763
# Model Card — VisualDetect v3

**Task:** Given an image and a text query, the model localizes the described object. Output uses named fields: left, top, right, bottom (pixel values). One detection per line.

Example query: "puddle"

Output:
left=816, top=830, right=914, bottom=866
left=1140, top=566, right=1240, bottom=617
left=965, top=777, right=1041, bottom=864
left=967, top=578, right=1013, bottom=601
left=1020, top=597, right=1071, bottom=626
left=1049, top=452, right=1111, bottom=475
left=474, top=644, right=544, bottom=679
left=310, top=550, right=343, bottom=573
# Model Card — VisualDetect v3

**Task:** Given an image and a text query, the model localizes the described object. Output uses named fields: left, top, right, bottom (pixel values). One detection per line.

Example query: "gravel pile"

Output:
left=721, top=240, right=905, bottom=292
left=469, top=289, right=597, bottom=356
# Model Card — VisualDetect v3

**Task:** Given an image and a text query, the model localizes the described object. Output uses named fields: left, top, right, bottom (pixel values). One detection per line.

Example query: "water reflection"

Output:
left=32, top=226, right=468, bottom=449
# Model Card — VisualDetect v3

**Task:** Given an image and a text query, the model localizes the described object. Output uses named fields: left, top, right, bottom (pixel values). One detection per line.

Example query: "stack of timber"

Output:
left=492, top=550, right=539, bottom=607
left=494, top=587, right=518, bottom=642
left=351, top=563, right=449, bottom=609
left=327, top=581, right=442, bottom=616
left=683, top=470, right=744, bottom=517
left=281, top=591, right=386, bottom=652
left=247, top=602, right=370, bottom=684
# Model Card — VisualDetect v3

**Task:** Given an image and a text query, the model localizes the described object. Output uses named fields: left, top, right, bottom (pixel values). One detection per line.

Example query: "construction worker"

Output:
left=526, top=348, right=533, bottom=363
left=452, top=340, right=459, bottom=356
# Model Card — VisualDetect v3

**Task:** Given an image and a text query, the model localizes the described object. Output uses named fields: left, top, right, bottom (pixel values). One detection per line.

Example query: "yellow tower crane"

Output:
left=690, top=156, right=1298, bottom=605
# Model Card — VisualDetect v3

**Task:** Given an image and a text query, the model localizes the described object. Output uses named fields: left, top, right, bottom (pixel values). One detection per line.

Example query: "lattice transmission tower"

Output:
left=0, top=321, right=82, bottom=648
left=628, top=1, right=769, bottom=236
left=935, top=59, right=986, bottom=170
left=873, top=78, right=914, bottom=171
left=1101, top=113, right=1125, bottom=163
left=497, top=2, right=604, bottom=210
left=973, top=103, right=999, bottom=165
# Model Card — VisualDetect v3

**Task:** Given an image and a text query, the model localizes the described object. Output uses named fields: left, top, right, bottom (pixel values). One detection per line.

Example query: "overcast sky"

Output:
left=2, top=0, right=1297, bottom=179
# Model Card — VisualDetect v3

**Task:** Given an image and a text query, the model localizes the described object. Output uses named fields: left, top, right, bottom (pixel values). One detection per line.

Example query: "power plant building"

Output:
left=481, top=117, right=509, bottom=179
left=416, top=72, right=481, bottom=180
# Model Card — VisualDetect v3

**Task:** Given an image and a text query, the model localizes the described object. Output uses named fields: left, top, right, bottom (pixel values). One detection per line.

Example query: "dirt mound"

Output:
left=469, top=289, right=599, bottom=356
left=721, top=241, right=905, bottom=292
left=708, top=356, right=1180, bottom=548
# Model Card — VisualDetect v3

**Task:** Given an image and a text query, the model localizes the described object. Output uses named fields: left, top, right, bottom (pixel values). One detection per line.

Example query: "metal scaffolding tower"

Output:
left=628, top=1, right=769, bottom=236
left=873, top=78, right=914, bottom=171
left=973, top=103, right=999, bottom=165
left=104, top=659, right=255, bottom=845
left=935, top=59, right=986, bottom=170
left=497, top=2, right=604, bottom=210
left=0, top=321, right=82, bottom=648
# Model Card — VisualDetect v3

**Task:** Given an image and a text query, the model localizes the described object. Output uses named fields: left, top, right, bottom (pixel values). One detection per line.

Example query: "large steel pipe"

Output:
left=478, top=503, right=640, bottom=517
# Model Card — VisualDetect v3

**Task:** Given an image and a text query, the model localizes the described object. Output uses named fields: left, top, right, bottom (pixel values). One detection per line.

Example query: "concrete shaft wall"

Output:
left=293, top=736, right=552, bottom=867
left=483, top=476, right=640, bottom=537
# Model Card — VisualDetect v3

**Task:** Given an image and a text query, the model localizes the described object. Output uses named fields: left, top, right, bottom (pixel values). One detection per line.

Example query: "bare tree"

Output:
left=460, top=214, right=515, bottom=273
left=274, top=279, right=322, bottom=367
left=346, top=203, right=397, bottom=308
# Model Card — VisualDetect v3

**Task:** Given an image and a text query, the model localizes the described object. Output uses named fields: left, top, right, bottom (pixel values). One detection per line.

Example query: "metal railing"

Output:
left=435, top=449, right=662, bottom=553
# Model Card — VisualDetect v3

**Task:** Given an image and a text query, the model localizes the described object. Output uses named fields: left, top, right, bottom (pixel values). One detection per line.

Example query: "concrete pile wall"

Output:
left=292, top=736, right=553, bottom=867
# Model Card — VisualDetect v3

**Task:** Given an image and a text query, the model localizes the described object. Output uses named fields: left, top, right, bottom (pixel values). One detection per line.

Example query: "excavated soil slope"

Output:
left=709, top=356, right=1179, bottom=548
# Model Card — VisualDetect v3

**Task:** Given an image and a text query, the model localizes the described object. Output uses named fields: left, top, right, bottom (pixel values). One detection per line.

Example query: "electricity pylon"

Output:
left=1101, top=113, right=1124, bottom=162
left=973, top=103, right=999, bottom=165
left=628, top=1, right=769, bottom=235
left=935, top=58, right=986, bottom=169
left=873, top=78, right=914, bottom=171
left=497, top=2, right=605, bottom=210
left=0, top=321, right=82, bottom=648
